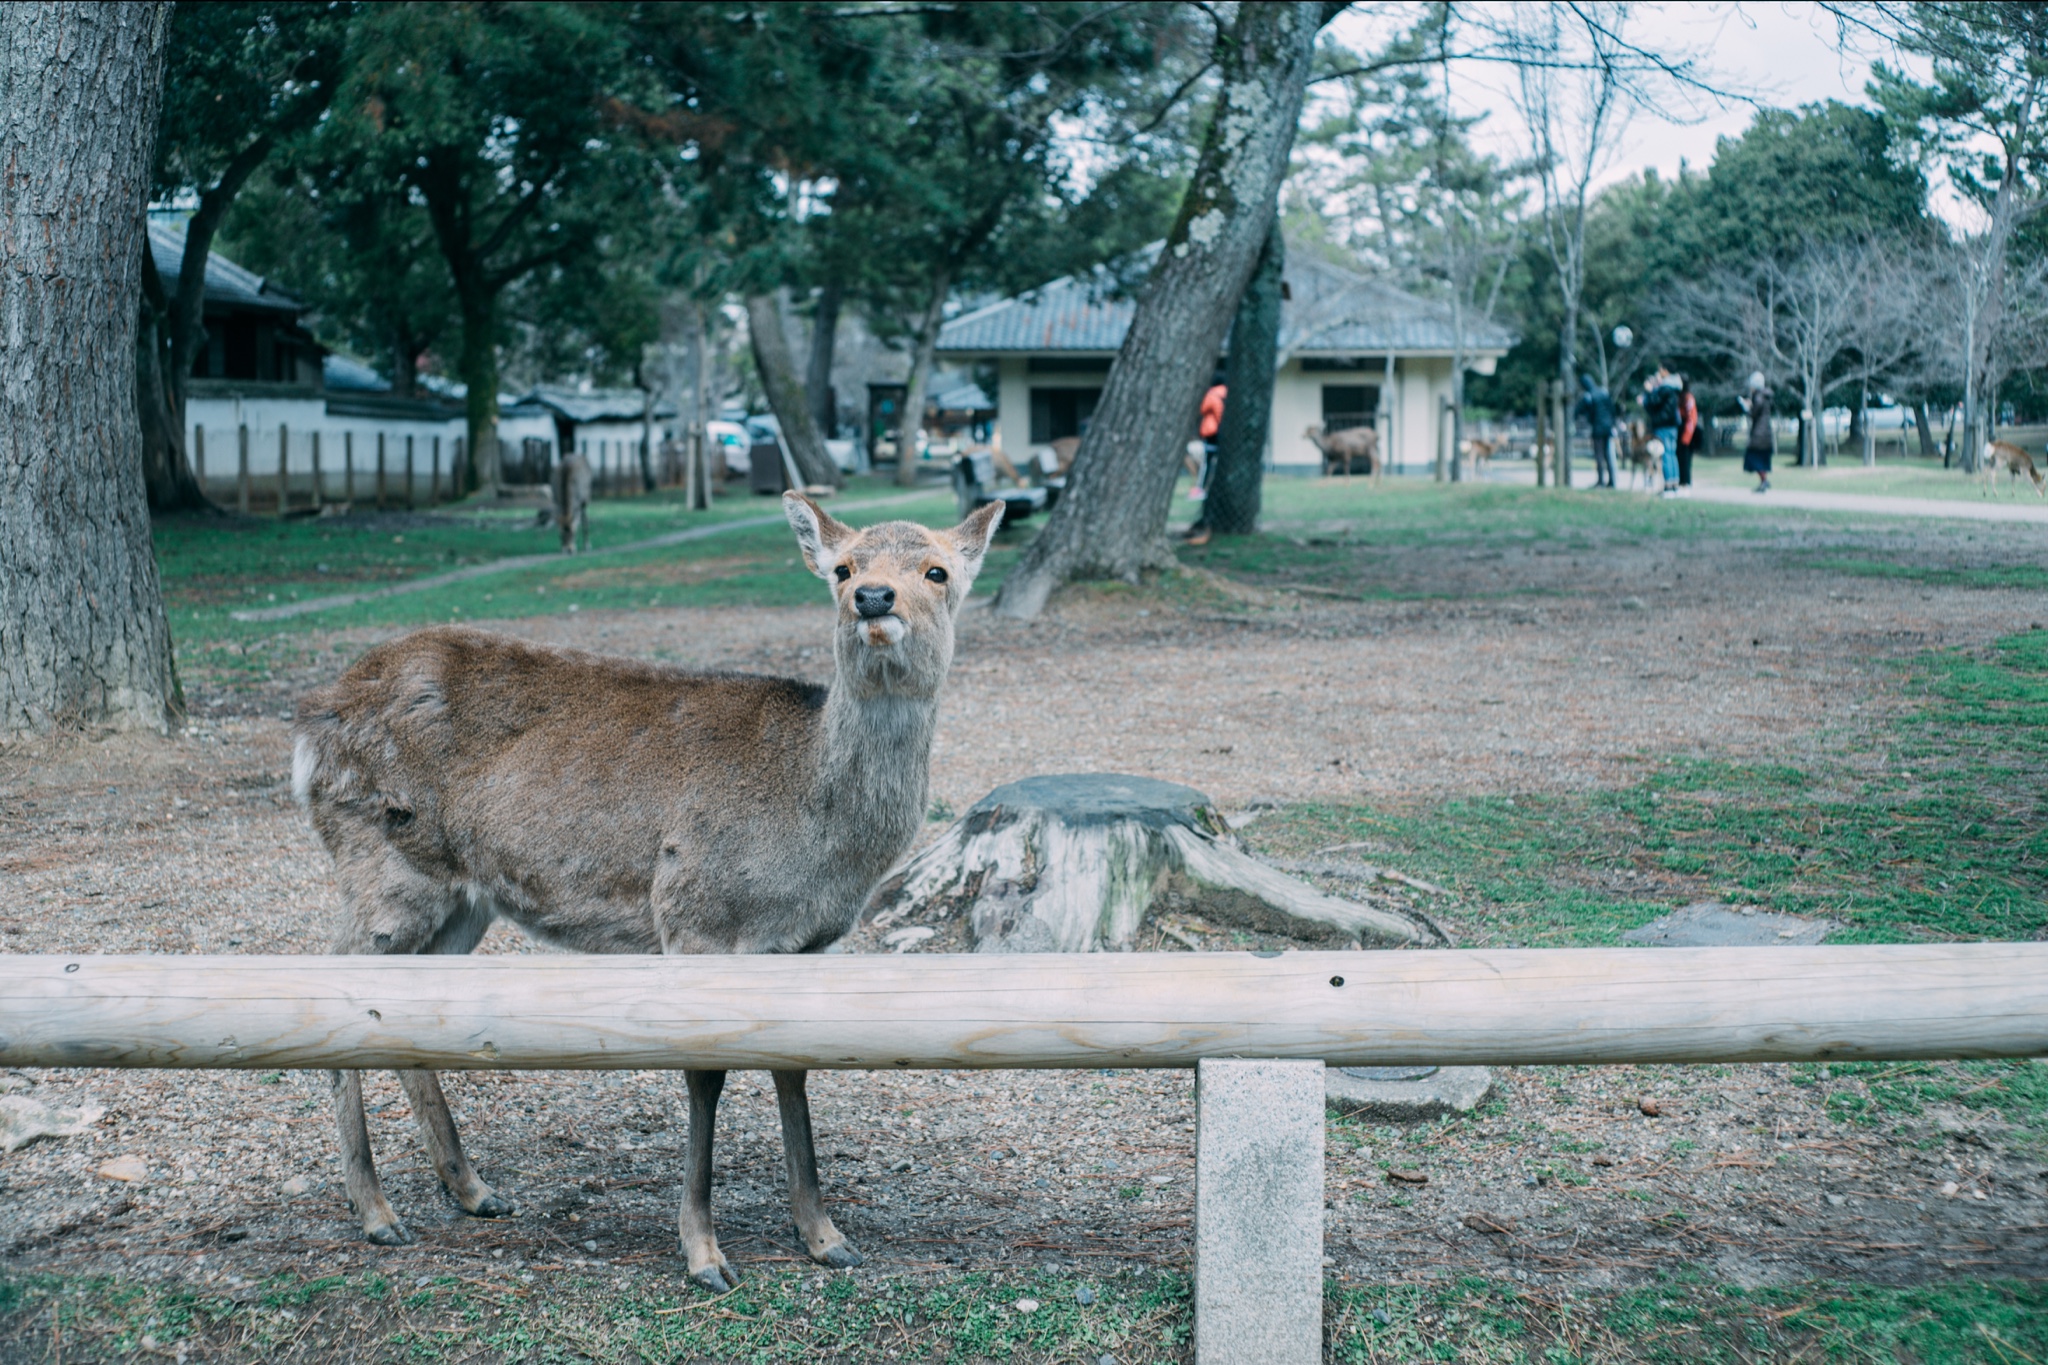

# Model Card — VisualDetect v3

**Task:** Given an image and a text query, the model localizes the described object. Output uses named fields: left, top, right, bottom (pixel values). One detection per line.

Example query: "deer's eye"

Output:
left=834, top=564, right=851, bottom=582
left=926, top=566, right=948, bottom=583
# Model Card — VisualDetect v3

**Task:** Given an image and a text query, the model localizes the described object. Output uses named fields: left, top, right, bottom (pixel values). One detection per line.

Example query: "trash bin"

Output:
left=748, top=441, right=787, bottom=495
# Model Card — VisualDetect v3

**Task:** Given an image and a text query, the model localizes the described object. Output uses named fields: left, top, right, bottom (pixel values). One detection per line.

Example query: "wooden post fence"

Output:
left=344, top=432, right=355, bottom=509
left=1534, top=381, right=1550, bottom=488
left=405, top=433, right=416, bottom=511
left=310, top=431, right=322, bottom=513
left=5, top=945, right=2040, bottom=1074
left=277, top=423, right=290, bottom=517
left=237, top=423, right=250, bottom=514
left=5, top=945, right=2042, bottom=1365
left=431, top=435, right=441, bottom=504
left=376, top=432, right=387, bottom=511
left=194, top=424, right=206, bottom=487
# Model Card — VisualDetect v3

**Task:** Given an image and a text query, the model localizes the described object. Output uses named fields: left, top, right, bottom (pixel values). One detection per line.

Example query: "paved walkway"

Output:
left=231, top=490, right=934, bottom=623
left=1481, top=464, right=2048, bottom=525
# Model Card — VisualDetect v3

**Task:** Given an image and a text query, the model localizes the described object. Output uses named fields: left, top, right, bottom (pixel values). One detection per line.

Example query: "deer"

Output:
left=551, top=450, right=592, bottom=553
left=1460, top=437, right=1499, bottom=475
left=290, top=491, right=1005, bottom=1293
left=1622, top=421, right=1661, bottom=491
left=1305, top=423, right=1378, bottom=476
left=1983, top=440, right=2046, bottom=498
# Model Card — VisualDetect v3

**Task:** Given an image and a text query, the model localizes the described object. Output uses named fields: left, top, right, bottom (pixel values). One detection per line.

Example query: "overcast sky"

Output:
left=1326, top=2, right=1937, bottom=201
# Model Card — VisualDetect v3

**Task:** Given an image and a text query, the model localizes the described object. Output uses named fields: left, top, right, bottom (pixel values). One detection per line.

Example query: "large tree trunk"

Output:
left=895, top=270, right=950, bottom=488
left=806, top=281, right=841, bottom=440
left=1914, top=399, right=1936, bottom=460
left=0, top=1, right=182, bottom=735
left=746, top=293, right=840, bottom=489
left=993, top=3, right=1328, bottom=618
left=1204, top=214, right=1284, bottom=536
left=457, top=294, right=500, bottom=497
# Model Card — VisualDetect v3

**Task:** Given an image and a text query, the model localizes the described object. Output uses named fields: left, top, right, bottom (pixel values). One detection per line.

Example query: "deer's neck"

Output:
left=812, top=678, right=939, bottom=844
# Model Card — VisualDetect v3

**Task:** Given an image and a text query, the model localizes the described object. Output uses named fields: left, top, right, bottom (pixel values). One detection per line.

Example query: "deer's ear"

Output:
left=943, top=500, right=1005, bottom=585
left=783, top=492, right=854, bottom=579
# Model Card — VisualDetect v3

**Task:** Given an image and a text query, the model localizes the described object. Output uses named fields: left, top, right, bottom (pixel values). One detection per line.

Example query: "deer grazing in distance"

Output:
left=551, top=449, right=592, bottom=552
left=1460, top=437, right=1499, bottom=475
left=1983, top=440, right=2046, bottom=498
left=1305, top=423, right=1378, bottom=476
left=1622, top=421, right=1661, bottom=491
left=291, top=492, right=1005, bottom=1292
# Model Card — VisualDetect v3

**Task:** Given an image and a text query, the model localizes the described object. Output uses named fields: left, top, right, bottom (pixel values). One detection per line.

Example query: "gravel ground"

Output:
left=3, top=512, right=2045, bottom=1321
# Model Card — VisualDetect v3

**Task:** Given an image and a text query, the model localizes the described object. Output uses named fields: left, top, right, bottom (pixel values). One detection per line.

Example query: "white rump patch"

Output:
left=290, top=734, right=317, bottom=806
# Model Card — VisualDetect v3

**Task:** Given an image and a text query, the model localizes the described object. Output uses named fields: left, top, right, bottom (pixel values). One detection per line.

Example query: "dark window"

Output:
left=222, top=317, right=259, bottom=379
left=1302, top=357, right=1383, bottom=372
left=1322, top=385, right=1377, bottom=433
left=1030, top=387, right=1100, bottom=444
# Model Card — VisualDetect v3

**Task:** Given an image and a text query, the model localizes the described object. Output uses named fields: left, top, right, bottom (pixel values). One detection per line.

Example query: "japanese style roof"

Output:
left=936, top=246, right=1514, bottom=357
left=146, top=218, right=304, bottom=316
left=520, top=386, right=678, bottom=423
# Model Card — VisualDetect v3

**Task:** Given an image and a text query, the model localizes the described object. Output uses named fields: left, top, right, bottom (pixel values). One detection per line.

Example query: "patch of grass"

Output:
left=1811, top=555, right=2048, bottom=592
left=0, top=1266, right=1190, bottom=1364
left=1329, top=1275, right=2048, bottom=1364
left=1252, top=626, right=2048, bottom=951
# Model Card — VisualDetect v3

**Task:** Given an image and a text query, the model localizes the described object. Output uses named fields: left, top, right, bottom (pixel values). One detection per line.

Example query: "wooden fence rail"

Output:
left=3, top=945, right=2043, bottom=1074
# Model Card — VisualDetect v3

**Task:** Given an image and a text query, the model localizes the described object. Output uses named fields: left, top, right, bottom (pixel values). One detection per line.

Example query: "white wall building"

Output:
left=935, top=250, right=1514, bottom=475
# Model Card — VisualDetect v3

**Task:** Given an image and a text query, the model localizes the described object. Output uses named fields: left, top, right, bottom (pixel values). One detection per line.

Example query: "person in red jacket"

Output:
left=1676, top=376, right=1701, bottom=492
left=1183, top=383, right=1226, bottom=543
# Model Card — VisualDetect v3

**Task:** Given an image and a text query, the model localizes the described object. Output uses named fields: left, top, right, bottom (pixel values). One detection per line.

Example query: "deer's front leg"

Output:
left=331, top=1069, right=412, bottom=1245
left=397, top=1070, right=514, bottom=1218
left=773, top=1069, right=862, bottom=1269
left=679, top=1068, right=736, bottom=1292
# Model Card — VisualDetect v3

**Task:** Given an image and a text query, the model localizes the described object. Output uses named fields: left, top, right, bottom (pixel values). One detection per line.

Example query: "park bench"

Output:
left=5, top=944, right=2043, bottom=1364
left=953, top=449, right=1052, bottom=522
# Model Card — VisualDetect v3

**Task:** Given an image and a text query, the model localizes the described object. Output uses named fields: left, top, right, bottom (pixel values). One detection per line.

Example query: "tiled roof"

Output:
left=146, top=218, right=304, bottom=316
left=520, top=386, right=677, bottom=423
left=937, top=246, right=1514, bottom=356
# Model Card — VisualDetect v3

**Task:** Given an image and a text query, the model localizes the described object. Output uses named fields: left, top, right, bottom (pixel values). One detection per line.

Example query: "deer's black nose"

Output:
left=853, top=585, right=896, bottom=618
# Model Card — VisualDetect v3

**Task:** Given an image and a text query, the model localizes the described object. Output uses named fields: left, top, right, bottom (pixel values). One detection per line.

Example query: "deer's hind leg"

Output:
left=773, top=1069, right=861, bottom=1269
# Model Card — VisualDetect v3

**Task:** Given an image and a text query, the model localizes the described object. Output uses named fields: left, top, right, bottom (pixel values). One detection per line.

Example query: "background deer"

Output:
left=291, top=492, right=1004, bottom=1292
left=1984, top=440, right=2046, bottom=497
left=551, top=450, right=592, bottom=552
left=1305, top=423, right=1378, bottom=476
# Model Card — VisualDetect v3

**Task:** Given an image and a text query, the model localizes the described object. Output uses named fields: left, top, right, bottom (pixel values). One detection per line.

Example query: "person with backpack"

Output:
left=1676, top=375, right=1701, bottom=491
left=1575, top=373, right=1618, bottom=488
left=1642, top=367, right=1682, bottom=495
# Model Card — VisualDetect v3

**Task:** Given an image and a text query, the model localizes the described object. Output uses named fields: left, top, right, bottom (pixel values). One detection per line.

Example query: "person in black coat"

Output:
left=1739, top=371, right=1773, bottom=493
left=1575, top=373, right=1618, bottom=488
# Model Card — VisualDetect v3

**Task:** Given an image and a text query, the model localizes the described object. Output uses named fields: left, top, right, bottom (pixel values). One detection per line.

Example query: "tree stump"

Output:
left=869, top=774, right=1426, bottom=952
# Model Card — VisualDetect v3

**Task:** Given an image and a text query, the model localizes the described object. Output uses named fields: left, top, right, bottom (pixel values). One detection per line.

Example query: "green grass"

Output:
left=1692, top=451, right=2043, bottom=502
left=1250, top=626, right=2048, bottom=951
left=7, top=1268, right=2044, bottom=1364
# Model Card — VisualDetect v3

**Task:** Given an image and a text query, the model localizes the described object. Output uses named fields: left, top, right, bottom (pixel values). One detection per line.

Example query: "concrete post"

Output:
left=1195, top=1058, right=1324, bottom=1365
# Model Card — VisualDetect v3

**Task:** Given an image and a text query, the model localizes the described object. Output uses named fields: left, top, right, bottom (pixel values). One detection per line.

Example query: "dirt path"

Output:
left=3, top=513, right=2044, bottom=1312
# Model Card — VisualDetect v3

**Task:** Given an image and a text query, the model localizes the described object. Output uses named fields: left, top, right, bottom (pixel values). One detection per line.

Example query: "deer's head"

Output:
left=784, top=493, right=1003, bottom=697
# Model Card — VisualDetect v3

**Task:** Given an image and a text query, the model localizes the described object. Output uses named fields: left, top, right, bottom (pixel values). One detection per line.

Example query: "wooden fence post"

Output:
left=1548, top=384, right=1564, bottom=491
left=405, top=434, right=416, bottom=511
left=277, top=423, right=290, bottom=517
left=454, top=437, right=465, bottom=498
left=311, top=431, right=322, bottom=513
left=344, top=431, right=355, bottom=509
left=194, top=424, right=206, bottom=488
left=431, top=436, right=441, bottom=505
left=1534, top=382, right=1549, bottom=488
left=237, top=423, right=250, bottom=515
left=376, top=433, right=387, bottom=511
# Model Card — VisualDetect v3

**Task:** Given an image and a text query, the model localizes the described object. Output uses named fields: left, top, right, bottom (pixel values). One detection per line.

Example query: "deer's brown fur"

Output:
left=1305, top=423, right=1378, bottom=476
left=551, top=451, right=591, bottom=552
left=1984, top=440, right=2046, bottom=497
left=291, top=492, right=1003, bottom=1290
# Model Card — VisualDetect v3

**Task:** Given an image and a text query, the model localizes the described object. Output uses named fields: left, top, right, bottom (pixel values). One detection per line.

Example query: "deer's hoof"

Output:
left=690, top=1263, right=735, bottom=1294
left=467, top=1191, right=516, bottom=1219
left=812, top=1240, right=863, bottom=1270
left=365, top=1219, right=415, bottom=1247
